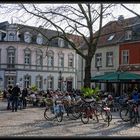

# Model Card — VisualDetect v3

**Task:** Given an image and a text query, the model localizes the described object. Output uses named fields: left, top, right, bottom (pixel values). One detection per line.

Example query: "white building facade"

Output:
left=0, top=22, right=78, bottom=91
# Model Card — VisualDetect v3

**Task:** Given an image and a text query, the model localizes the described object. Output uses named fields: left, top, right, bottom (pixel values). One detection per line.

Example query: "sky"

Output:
left=0, top=3, right=140, bottom=32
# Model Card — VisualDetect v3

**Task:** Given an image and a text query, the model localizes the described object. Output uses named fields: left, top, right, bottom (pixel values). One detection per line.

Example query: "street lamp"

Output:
left=59, top=71, right=62, bottom=91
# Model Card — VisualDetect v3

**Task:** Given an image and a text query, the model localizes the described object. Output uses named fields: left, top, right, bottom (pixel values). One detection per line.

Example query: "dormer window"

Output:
left=108, top=34, right=115, bottom=41
left=24, top=32, right=32, bottom=43
left=125, top=30, right=132, bottom=40
left=58, top=38, right=64, bottom=47
left=36, top=33, right=43, bottom=45
left=8, top=32, right=15, bottom=41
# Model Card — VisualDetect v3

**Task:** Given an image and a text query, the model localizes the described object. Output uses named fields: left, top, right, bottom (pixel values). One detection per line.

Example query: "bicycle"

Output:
left=119, top=99, right=131, bottom=122
left=119, top=99, right=140, bottom=125
left=129, top=100, right=140, bottom=125
left=44, top=99, right=64, bottom=122
left=80, top=98, right=99, bottom=124
left=99, top=100, right=112, bottom=126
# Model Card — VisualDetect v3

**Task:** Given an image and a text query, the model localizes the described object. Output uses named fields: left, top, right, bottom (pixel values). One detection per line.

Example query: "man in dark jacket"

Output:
left=11, top=83, right=21, bottom=112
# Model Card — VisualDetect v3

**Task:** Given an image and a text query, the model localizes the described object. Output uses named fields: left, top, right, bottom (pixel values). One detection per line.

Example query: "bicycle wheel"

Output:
left=56, top=112, right=63, bottom=122
left=107, top=112, right=112, bottom=126
left=81, top=111, right=89, bottom=124
left=44, top=106, right=56, bottom=121
left=92, top=111, right=99, bottom=123
left=101, top=110, right=112, bottom=123
left=130, top=111, right=136, bottom=125
left=71, top=105, right=81, bottom=119
left=119, top=107, right=131, bottom=122
left=91, top=103, right=102, bottom=116
left=130, top=109, right=139, bottom=125
left=56, top=105, right=64, bottom=122
left=66, top=106, right=79, bottom=120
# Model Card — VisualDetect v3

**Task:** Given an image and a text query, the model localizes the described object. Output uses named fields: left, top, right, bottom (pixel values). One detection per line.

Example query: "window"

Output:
left=59, top=57, right=64, bottom=67
left=58, top=38, right=64, bottom=47
left=7, top=46, right=15, bottom=68
left=8, top=33, right=15, bottom=41
left=68, top=53, right=74, bottom=67
left=122, top=50, right=129, bottom=64
left=47, top=50, right=54, bottom=67
left=47, top=76, right=53, bottom=90
left=24, top=75, right=31, bottom=88
left=36, top=49, right=43, bottom=66
left=125, top=30, right=132, bottom=40
left=108, top=34, right=115, bottom=41
left=106, top=52, right=113, bottom=67
left=95, top=53, right=102, bottom=67
left=7, top=77, right=15, bottom=88
left=24, top=48, right=31, bottom=65
left=36, top=33, right=43, bottom=45
left=58, top=76, right=64, bottom=91
left=36, top=75, right=43, bottom=89
left=24, top=32, right=32, bottom=43
left=58, top=52, right=64, bottom=67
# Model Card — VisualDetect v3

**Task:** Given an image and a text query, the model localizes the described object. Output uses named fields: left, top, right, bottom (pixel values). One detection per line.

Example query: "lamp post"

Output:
left=59, top=71, right=62, bottom=91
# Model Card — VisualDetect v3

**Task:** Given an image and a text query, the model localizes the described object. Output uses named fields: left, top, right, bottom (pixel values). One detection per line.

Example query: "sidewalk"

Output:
left=0, top=100, right=140, bottom=137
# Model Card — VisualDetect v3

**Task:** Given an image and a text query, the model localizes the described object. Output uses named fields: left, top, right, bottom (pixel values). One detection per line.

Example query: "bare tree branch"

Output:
left=121, top=4, right=140, bottom=18
left=5, top=3, right=114, bottom=87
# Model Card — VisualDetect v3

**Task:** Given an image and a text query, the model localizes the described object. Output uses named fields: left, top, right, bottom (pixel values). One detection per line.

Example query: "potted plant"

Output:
left=81, top=86, right=100, bottom=101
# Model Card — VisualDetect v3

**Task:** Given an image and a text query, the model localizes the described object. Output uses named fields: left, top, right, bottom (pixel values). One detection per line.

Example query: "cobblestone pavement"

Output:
left=0, top=101, right=140, bottom=137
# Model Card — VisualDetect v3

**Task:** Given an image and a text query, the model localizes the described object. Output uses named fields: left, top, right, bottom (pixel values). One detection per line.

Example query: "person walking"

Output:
left=21, top=87, right=28, bottom=109
left=11, top=83, right=21, bottom=112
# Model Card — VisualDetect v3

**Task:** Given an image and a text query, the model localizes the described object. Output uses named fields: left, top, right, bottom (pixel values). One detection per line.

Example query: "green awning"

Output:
left=91, top=71, right=140, bottom=82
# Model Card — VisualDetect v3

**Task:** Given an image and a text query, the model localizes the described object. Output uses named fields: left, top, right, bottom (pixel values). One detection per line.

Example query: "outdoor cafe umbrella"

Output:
left=91, top=71, right=140, bottom=95
left=91, top=71, right=140, bottom=82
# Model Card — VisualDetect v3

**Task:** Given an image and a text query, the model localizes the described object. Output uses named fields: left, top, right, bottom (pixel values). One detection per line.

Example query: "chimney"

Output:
left=118, top=15, right=124, bottom=22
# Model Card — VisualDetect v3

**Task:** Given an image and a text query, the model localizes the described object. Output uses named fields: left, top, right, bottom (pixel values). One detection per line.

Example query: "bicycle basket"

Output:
left=46, top=98, right=53, bottom=106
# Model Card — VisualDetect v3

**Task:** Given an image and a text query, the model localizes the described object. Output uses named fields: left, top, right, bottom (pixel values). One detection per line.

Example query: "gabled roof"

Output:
left=94, top=16, right=140, bottom=47
left=0, top=21, right=83, bottom=48
left=16, top=24, right=83, bottom=48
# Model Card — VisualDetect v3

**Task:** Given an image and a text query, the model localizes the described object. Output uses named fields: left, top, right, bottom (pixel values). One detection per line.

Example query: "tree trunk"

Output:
left=84, top=58, right=92, bottom=88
